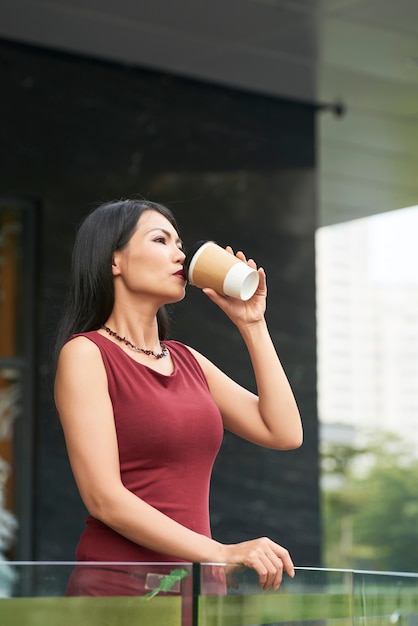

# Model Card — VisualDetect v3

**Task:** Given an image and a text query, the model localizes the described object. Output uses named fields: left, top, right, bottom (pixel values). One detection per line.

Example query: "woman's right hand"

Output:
left=221, top=537, right=295, bottom=591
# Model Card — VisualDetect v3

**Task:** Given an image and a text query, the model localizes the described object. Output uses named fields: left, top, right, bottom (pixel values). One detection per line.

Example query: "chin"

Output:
left=165, top=287, right=187, bottom=305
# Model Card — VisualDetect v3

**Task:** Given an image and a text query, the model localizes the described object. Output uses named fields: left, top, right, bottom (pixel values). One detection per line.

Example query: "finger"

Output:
left=262, top=546, right=285, bottom=590
left=271, top=544, right=295, bottom=578
left=202, top=287, right=218, bottom=298
left=257, top=552, right=283, bottom=591
left=259, top=545, right=285, bottom=591
left=202, top=287, right=226, bottom=304
left=244, top=539, right=282, bottom=590
left=249, top=555, right=270, bottom=590
left=256, top=267, right=267, bottom=293
left=251, top=540, right=292, bottom=589
left=271, top=556, right=284, bottom=590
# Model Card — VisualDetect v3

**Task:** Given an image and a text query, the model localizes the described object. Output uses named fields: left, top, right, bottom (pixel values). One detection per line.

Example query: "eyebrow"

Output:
left=148, top=227, right=183, bottom=247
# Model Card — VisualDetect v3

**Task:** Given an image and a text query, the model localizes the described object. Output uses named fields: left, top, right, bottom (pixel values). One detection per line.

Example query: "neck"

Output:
left=105, top=308, right=161, bottom=351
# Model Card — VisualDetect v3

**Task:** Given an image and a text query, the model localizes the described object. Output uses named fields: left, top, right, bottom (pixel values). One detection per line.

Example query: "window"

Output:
left=0, top=198, right=38, bottom=559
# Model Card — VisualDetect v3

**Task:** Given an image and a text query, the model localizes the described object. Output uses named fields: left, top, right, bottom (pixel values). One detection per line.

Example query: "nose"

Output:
left=175, top=247, right=186, bottom=264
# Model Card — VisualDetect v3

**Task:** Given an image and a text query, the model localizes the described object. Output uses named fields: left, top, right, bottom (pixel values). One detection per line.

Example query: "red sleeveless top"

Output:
left=70, top=331, right=224, bottom=563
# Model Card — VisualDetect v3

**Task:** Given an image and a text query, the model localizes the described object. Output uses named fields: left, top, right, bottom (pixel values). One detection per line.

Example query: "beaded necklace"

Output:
left=101, top=324, right=168, bottom=359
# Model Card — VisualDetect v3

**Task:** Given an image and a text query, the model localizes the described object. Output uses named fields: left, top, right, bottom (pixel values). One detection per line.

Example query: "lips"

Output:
left=174, top=269, right=186, bottom=280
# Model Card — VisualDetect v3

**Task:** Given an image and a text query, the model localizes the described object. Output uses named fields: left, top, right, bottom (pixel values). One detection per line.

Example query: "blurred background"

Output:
left=0, top=0, right=417, bottom=573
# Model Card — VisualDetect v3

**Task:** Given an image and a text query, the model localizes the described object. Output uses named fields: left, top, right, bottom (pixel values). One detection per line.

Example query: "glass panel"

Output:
left=199, top=565, right=418, bottom=626
left=1, top=564, right=417, bottom=625
left=317, top=206, right=418, bottom=573
left=199, top=565, right=354, bottom=626
left=353, top=570, right=418, bottom=625
left=0, top=562, right=193, bottom=626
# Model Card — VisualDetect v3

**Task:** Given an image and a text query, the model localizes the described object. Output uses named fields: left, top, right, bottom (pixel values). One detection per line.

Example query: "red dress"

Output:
left=64, top=332, right=226, bottom=598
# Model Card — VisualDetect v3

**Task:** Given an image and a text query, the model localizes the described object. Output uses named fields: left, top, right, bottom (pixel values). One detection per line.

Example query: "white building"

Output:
left=316, top=206, right=418, bottom=452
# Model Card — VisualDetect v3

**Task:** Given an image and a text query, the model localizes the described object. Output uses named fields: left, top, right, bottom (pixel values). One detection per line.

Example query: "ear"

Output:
left=111, top=252, right=122, bottom=276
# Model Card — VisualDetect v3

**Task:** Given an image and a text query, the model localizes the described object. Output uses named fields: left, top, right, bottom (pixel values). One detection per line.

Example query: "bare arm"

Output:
left=192, top=249, right=303, bottom=449
left=55, top=337, right=294, bottom=590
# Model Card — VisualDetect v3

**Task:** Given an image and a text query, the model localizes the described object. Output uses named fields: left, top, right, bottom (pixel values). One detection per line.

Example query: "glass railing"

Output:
left=199, top=564, right=418, bottom=625
left=0, top=562, right=193, bottom=626
left=1, top=561, right=417, bottom=625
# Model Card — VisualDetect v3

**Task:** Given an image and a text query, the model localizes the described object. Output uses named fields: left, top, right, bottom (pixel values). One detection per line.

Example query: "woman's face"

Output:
left=112, top=209, right=187, bottom=304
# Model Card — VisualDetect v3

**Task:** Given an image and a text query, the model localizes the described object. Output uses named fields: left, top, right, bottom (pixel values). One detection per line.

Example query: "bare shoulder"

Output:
left=57, top=335, right=102, bottom=365
left=54, top=335, right=109, bottom=416
left=56, top=336, right=106, bottom=384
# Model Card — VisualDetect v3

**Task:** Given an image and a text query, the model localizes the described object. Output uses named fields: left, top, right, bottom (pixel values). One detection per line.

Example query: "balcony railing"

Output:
left=1, top=561, right=417, bottom=625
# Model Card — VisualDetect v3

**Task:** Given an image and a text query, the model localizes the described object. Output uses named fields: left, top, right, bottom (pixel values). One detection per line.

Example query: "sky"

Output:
left=367, top=204, right=418, bottom=285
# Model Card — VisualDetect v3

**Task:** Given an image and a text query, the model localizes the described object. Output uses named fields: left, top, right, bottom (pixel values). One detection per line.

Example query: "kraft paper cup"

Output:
left=184, top=240, right=259, bottom=301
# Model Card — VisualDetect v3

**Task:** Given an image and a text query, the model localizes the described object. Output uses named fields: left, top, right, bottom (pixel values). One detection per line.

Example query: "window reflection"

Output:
left=317, top=205, right=418, bottom=572
left=0, top=208, right=22, bottom=561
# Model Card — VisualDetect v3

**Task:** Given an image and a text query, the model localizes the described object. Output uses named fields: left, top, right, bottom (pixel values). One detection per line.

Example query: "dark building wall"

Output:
left=0, top=39, right=320, bottom=566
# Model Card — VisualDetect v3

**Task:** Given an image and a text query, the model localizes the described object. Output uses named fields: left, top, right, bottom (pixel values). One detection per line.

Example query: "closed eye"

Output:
left=149, top=228, right=184, bottom=251
left=154, top=236, right=184, bottom=254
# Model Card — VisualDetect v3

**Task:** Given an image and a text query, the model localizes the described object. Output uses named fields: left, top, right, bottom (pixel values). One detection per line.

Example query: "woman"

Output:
left=54, top=198, right=303, bottom=597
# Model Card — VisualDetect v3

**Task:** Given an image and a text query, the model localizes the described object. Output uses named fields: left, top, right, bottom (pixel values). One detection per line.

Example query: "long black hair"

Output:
left=53, top=199, right=179, bottom=367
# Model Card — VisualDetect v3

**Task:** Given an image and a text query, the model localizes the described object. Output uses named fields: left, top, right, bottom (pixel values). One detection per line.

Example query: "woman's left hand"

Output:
left=202, top=247, right=267, bottom=328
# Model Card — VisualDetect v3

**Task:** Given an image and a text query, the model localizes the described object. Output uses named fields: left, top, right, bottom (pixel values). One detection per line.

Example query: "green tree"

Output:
left=353, top=455, right=418, bottom=572
left=321, top=432, right=418, bottom=572
left=321, top=440, right=369, bottom=568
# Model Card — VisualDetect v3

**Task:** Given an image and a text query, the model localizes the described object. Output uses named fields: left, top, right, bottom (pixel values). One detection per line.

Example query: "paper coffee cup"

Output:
left=184, top=241, right=259, bottom=301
